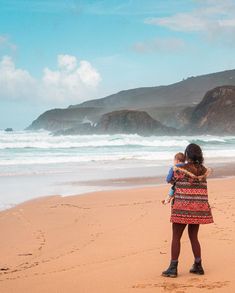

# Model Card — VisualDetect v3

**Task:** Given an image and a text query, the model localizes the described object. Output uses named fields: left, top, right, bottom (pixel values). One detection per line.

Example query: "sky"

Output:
left=1, top=0, right=235, bottom=129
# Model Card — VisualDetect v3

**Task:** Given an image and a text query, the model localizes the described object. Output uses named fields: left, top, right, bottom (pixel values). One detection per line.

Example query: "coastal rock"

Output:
left=4, top=128, right=13, bottom=132
left=53, top=110, right=176, bottom=136
left=187, top=86, right=235, bottom=134
left=96, top=110, right=173, bottom=135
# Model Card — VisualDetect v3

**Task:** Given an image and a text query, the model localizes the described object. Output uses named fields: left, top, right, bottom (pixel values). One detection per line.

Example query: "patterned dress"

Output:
left=170, top=165, right=214, bottom=225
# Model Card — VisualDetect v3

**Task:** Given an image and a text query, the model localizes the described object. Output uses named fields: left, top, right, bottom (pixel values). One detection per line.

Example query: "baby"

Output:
left=162, top=152, right=186, bottom=205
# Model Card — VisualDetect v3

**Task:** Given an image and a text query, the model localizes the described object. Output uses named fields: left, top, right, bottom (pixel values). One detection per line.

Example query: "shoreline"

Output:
left=62, top=161, right=235, bottom=190
left=0, top=177, right=235, bottom=292
left=0, top=161, right=234, bottom=212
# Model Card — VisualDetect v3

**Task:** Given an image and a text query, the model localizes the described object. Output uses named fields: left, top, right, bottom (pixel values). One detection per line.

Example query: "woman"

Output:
left=162, top=143, right=213, bottom=278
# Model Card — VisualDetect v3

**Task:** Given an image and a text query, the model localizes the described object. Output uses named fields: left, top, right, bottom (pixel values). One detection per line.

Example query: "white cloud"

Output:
left=0, top=35, right=17, bottom=51
left=77, top=60, right=101, bottom=86
left=145, top=14, right=207, bottom=32
left=42, top=55, right=101, bottom=103
left=219, top=19, right=235, bottom=27
left=133, top=37, right=185, bottom=53
left=0, top=55, right=102, bottom=104
left=144, top=0, right=235, bottom=45
left=0, top=56, right=36, bottom=100
left=57, top=54, right=77, bottom=71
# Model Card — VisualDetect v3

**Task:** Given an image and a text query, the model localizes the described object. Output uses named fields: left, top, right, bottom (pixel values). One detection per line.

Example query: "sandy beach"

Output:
left=1, top=0, right=235, bottom=292
left=0, top=177, right=235, bottom=293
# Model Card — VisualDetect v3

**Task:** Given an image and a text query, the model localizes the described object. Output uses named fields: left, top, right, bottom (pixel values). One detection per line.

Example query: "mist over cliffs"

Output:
left=27, top=69, right=235, bottom=135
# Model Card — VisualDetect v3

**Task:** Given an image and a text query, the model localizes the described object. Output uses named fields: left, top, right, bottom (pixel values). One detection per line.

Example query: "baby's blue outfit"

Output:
left=166, top=163, right=185, bottom=197
left=168, top=186, right=175, bottom=196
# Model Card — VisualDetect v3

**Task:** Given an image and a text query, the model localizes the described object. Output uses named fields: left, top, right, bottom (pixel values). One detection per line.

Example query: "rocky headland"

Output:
left=185, top=86, right=235, bottom=134
left=26, top=69, right=235, bottom=136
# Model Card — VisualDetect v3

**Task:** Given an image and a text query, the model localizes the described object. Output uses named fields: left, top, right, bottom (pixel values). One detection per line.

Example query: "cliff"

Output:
left=187, top=86, right=235, bottom=134
left=70, top=69, right=235, bottom=109
left=26, top=107, right=106, bottom=132
left=27, top=69, right=235, bottom=132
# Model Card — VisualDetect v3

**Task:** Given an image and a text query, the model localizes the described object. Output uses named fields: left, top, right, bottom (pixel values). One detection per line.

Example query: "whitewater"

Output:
left=1, top=130, right=235, bottom=169
left=0, top=130, right=234, bottom=210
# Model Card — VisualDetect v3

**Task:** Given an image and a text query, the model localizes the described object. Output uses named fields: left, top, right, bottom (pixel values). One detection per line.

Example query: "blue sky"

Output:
left=1, top=0, right=235, bottom=129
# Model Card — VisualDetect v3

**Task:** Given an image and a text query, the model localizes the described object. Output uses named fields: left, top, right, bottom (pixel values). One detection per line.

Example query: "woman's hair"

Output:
left=184, top=143, right=204, bottom=165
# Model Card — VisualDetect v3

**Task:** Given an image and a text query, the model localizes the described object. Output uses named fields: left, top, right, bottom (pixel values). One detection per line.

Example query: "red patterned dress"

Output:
left=170, top=165, right=214, bottom=225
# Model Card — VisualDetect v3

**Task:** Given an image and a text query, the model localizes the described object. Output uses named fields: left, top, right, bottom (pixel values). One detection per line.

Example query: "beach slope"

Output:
left=0, top=178, right=235, bottom=292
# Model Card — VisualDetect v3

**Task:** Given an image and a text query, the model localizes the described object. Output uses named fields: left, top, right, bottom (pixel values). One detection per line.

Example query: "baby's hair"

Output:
left=174, top=152, right=185, bottom=163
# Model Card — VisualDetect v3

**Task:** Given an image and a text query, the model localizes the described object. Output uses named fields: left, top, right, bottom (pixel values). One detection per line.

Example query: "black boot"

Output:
left=189, top=260, right=204, bottom=275
left=162, top=260, right=178, bottom=277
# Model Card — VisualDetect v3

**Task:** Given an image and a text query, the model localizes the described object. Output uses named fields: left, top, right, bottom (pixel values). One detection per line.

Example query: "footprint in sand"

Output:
left=132, top=279, right=230, bottom=292
left=34, top=229, right=46, bottom=251
left=195, top=281, right=230, bottom=289
left=132, top=282, right=192, bottom=292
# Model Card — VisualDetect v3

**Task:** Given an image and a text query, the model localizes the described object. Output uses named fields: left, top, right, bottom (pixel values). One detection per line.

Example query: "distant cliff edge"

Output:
left=26, top=69, right=235, bottom=135
left=186, top=86, right=235, bottom=134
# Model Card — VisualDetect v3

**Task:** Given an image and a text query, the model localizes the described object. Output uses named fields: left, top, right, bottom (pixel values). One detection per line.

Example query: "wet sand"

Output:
left=0, top=176, right=235, bottom=292
left=68, top=161, right=235, bottom=187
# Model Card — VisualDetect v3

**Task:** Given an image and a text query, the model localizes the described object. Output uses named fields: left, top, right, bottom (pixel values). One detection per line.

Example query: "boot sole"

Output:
left=161, top=273, right=177, bottom=278
left=190, top=271, right=204, bottom=275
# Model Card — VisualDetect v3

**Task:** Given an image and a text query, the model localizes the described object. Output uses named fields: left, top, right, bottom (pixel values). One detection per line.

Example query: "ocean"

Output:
left=0, top=130, right=235, bottom=210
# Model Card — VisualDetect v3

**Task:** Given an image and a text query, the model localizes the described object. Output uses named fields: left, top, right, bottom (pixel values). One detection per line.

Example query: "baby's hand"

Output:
left=161, top=199, right=170, bottom=205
